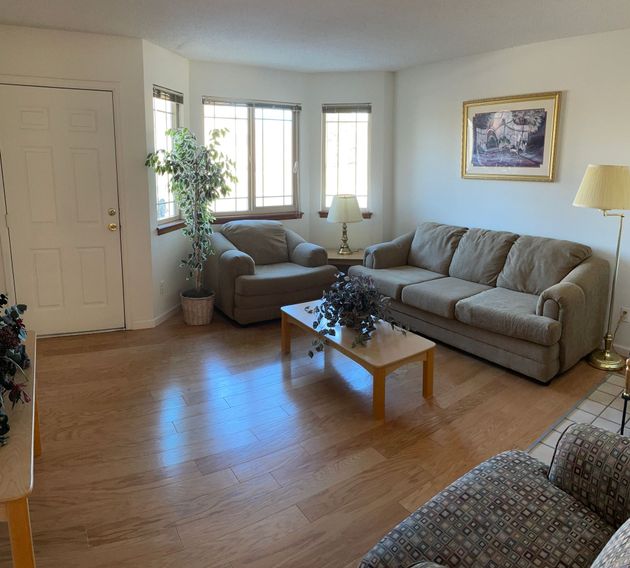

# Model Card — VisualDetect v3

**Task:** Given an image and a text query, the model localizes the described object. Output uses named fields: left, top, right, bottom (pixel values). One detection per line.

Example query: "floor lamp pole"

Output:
left=588, top=211, right=625, bottom=371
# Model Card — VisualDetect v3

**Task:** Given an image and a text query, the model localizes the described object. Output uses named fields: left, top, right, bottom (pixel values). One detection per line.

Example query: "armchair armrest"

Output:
left=216, top=249, right=255, bottom=318
left=290, top=242, right=327, bottom=267
left=364, top=232, right=414, bottom=269
left=548, top=423, right=630, bottom=528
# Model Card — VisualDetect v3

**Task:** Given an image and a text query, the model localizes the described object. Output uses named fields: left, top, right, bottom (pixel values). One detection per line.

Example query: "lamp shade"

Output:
left=327, top=194, right=363, bottom=224
left=573, top=164, right=630, bottom=211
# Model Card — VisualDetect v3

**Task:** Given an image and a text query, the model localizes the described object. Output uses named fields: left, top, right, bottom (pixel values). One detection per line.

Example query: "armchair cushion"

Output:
left=454, top=287, right=561, bottom=346
left=497, top=235, right=591, bottom=295
left=548, top=423, right=630, bottom=529
left=235, top=263, right=336, bottom=296
left=408, top=222, right=467, bottom=274
left=290, top=242, right=327, bottom=267
left=221, top=220, right=289, bottom=265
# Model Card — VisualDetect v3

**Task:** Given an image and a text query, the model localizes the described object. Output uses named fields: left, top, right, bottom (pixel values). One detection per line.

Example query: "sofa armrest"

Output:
left=364, top=231, right=414, bottom=269
left=548, top=423, right=630, bottom=529
left=290, top=242, right=327, bottom=267
left=216, top=249, right=255, bottom=318
left=536, top=256, right=608, bottom=372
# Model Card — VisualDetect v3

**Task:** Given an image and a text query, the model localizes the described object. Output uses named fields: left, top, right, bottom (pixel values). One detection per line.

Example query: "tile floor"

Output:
left=529, top=372, right=629, bottom=466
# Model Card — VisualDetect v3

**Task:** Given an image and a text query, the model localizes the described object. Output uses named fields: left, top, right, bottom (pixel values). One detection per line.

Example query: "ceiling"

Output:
left=2, top=0, right=630, bottom=72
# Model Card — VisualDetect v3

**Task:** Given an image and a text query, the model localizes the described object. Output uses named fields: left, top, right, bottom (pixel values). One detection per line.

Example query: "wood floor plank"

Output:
left=4, top=310, right=605, bottom=567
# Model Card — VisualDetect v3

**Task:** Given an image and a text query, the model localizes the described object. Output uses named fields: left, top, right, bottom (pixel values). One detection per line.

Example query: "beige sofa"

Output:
left=349, top=222, right=609, bottom=382
left=207, top=220, right=337, bottom=324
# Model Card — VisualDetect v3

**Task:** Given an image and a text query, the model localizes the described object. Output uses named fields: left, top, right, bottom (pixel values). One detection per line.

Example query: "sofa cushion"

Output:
left=235, top=263, right=336, bottom=296
left=348, top=265, right=444, bottom=300
left=221, top=220, right=289, bottom=265
left=497, top=235, right=591, bottom=295
left=408, top=222, right=467, bottom=273
left=359, top=451, right=615, bottom=568
left=591, top=517, right=630, bottom=568
left=401, top=277, right=491, bottom=319
left=449, top=228, right=518, bottom=285
left=455, top=287, right=561, bottom=346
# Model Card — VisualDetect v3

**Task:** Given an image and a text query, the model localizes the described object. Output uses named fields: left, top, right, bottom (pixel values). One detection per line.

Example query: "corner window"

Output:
left=322, top=103, right=371, bottom=210
left=202, top=98, right=300, bottom=216
left=152, top=86, right=183, bottom=223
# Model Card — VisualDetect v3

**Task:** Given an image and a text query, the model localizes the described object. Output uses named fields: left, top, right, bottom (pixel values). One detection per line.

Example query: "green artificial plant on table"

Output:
left=146, top=128, right=236, bottom=324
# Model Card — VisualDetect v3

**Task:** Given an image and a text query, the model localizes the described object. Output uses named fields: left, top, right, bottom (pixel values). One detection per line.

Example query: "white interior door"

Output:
left=0, top=84, right=125, bottom=334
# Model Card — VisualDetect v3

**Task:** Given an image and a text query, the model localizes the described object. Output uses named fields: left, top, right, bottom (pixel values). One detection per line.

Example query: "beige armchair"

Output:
left=207, top=220, right=337, bottom=324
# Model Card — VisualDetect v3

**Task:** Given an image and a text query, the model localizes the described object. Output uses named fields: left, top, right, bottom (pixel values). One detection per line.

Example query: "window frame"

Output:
left=320, top=103, right=372, bottom=215
left=152, top=85, right=184, bottom=226
left=202, top=97, right=301, bottom=219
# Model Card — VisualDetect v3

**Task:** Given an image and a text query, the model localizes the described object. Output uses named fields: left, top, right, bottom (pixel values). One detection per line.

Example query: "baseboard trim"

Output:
left=130, top=303, right=181, bottom=329
left=614, top=342, right=629, bottom=358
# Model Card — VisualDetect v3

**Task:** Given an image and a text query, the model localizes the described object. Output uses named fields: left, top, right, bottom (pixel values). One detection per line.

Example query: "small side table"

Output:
left=326, top=249, right=364, bottom=273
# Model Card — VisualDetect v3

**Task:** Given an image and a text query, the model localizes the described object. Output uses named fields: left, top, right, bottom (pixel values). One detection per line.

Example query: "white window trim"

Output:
left=320, top=103, right=372, bottom=213
left=202, top=97, right=301, bottom=217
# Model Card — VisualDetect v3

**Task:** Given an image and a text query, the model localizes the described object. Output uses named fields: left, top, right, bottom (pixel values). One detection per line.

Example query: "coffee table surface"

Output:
left=281, top=301, right=435, bottom=371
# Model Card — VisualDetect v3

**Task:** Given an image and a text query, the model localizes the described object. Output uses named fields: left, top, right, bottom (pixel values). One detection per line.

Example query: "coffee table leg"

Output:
left=281, top=312, right=291, bottom=354
left=372, top=369, right=386, bottom=420
left=423, top=348, right=434, bottom=398
left=6, top=497, right=35, bottom=568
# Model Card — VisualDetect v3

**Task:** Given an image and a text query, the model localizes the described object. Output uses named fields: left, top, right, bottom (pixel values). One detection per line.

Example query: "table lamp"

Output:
left=573, top=164, right=630, bottom=371
left=328, top=194, right=363, bottom=255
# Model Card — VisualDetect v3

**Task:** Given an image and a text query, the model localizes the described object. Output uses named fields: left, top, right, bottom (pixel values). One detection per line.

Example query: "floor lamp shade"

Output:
left=573, top=164, right=630, bottom=372
left=328, top=194, right=362, bottom=255
left=573, top=165, right=630, bottom=210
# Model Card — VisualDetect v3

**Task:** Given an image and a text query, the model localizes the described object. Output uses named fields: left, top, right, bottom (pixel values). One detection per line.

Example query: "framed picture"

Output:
left=461, top=91, right=561, bottom=182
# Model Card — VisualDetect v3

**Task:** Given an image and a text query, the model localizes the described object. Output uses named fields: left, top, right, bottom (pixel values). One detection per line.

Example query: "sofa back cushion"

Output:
left=497, top=235, right=591, bottom=295
left=408, top=222, right=467, bottom=274
left=449, top=228, right=519, bottom=286
left=221, top=220, right=289, bottom=265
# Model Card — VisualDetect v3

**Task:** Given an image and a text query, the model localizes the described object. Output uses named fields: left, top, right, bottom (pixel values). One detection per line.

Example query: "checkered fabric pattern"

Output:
left=548, top=423, right=630, bottom=529
left=591, top=517, right=630, bottom=567
left=359, top=451, right=615, bottom=568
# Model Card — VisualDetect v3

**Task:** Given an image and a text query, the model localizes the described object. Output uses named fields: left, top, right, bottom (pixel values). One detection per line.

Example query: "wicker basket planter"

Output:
left=180, top=292, right=215, bottom=326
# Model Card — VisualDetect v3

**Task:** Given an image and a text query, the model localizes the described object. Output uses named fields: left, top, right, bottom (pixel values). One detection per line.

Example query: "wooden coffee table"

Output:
left=281, top=301, right=436, bottom=419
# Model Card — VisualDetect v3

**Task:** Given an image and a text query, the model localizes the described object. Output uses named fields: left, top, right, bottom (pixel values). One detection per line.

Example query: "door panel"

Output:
left=0, top=85, right=125, bottom=334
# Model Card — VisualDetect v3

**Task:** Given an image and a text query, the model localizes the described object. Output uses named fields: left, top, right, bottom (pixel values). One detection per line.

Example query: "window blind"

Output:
left=202, top=96, right=301, bottom=112
left=322, top=103, right=372, bottom=114
left=153, top=85, right=184, bottom=105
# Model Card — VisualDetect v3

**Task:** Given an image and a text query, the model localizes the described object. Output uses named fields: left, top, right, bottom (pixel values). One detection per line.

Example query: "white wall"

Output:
left=142, top=40, right=191, bottom=324
left=0, top=25, right=155, bottom=329
left=393, top=28, right=630, bottom=348
left=189, top=61, right=394, bottom=248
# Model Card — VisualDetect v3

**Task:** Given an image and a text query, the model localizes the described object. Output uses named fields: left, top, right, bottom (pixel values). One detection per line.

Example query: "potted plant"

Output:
left=146, top=128, right=236, bottom=325
left=306, top=273, right=404, bottom=357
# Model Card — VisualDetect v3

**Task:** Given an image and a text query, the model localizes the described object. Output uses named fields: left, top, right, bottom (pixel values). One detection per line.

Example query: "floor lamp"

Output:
left=573, top=164, right=630, bottom=371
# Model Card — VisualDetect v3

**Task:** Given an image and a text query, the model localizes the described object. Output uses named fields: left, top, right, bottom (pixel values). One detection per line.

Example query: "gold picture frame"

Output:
left=461, top=91, right=561, bottom=182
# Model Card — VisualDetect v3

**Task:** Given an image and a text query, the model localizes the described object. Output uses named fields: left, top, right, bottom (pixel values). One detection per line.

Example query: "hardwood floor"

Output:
left=0, top=311, right=605, bottom=567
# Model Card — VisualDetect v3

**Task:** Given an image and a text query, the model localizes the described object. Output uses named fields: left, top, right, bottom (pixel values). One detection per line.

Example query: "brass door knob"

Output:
left=107, top=208, right=117, bottom=216
left=107, top=223, right=118, bottom=231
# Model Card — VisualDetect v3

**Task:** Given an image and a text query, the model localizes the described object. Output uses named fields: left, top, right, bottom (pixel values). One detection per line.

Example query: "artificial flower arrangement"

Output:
left=0, top=295, right=30, bottom=445
left=306, top=273, right=404, bottom=357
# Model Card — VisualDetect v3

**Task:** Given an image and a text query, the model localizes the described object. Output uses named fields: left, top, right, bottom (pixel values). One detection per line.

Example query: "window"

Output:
left=152, top=86, right=183, bottom=223
left=322, top=103, right=371, bottom=210
left=202, top=97, right=300, bottom=216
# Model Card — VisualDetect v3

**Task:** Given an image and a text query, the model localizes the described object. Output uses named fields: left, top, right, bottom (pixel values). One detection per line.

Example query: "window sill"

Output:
left=213, top=211, right=304, bottom=224
left=318, top=210, right=373, bottom=219
left=156, top=220, right=185, bottom=235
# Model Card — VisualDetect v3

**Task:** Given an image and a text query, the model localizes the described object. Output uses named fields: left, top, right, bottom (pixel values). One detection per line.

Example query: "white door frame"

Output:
left=0, top=75, right=132, bottom=331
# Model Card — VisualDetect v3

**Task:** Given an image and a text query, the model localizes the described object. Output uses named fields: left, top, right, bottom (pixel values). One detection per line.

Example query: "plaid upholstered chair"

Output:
left=360, top=424, right=630, bottom=568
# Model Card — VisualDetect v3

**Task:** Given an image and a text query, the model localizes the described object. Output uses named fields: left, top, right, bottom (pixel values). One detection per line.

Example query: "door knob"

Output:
left=107, top=208, right=117, bottom=216
left=107, top=223, right=118, bottom=231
